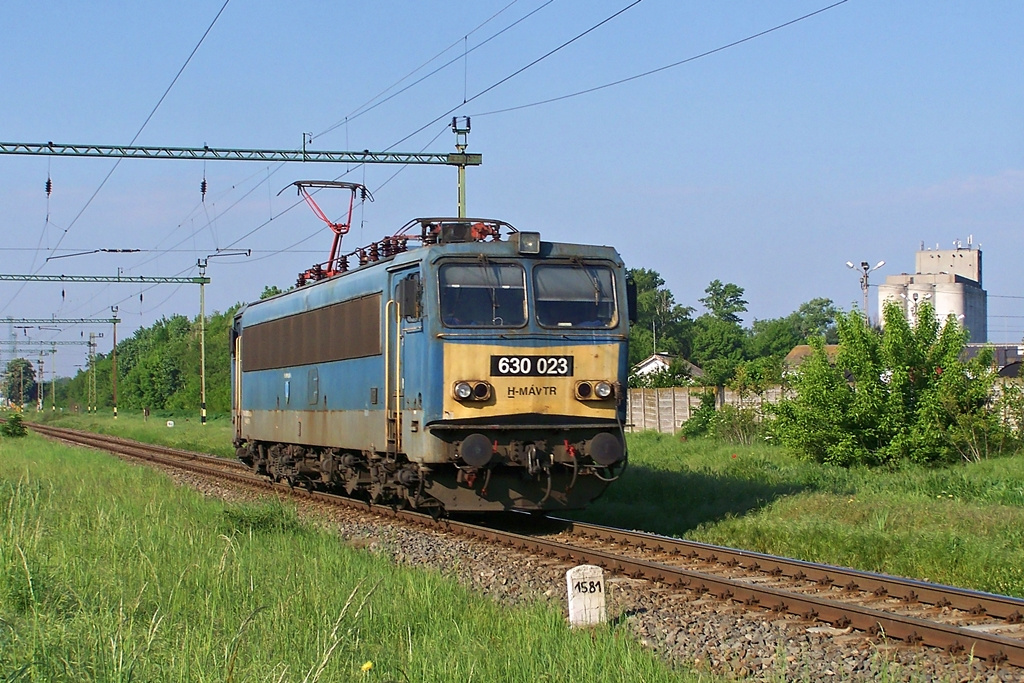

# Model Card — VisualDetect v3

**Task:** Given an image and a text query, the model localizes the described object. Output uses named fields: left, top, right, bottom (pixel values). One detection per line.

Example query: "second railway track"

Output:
left=28, top=421, right=1024, bottom=674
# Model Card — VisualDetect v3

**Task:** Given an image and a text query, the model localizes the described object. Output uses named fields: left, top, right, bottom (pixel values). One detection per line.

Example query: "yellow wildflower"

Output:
left=361, top=661, right=374, bottom=673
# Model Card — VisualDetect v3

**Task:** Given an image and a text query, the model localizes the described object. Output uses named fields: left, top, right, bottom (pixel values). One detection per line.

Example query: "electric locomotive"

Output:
left=231, top=190, right=633, bottom=513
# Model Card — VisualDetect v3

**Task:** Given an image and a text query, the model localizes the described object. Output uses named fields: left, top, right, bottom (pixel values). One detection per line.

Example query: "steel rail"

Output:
left=25, top=422, right=1024, bottom=668
left=551, top=518, right=1024, bottom=623
left=28, top=422, right=250, bottom=474
left=451, top=520, right=1024, bottom=666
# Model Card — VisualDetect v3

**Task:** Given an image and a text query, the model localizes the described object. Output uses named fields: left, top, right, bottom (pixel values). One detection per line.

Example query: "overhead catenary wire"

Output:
left=46, top=0, right=853, bottom=309
left=472, top=0, right=852, bottom=118
left=2, top=0, right=232, bottom=322
left=11, top=1, right=865, bottom=371
left=381, top=0, right=647, bottom=154
left=43, top=0, right=232, bottom=262
left=237, top=123, right=451, bottom=265
left=11, top=0, right=652, bottom=336
left=313, top=0, right=547, bottom=141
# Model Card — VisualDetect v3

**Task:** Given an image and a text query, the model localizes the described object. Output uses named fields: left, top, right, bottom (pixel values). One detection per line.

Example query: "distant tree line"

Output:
left=50, top=270, right=831, bottom=414
left=60, top=307, right=238, bottom=415
left=627, top=267, right=838, bottom=388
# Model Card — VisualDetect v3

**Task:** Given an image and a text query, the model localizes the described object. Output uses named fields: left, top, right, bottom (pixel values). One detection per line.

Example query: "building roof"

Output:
left=783, top=344, right=840, bottom=370
left=632, top=353, right=703, bottom=378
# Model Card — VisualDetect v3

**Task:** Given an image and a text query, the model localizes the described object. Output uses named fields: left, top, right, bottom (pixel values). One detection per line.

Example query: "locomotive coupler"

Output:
left=525, top=444, right=551, bottom=476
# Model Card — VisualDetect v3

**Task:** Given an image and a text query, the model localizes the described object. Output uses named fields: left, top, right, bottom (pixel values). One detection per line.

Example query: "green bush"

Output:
left=678, top=390, right=717, bottom=438
left=0, top=411, right=26, bottom=437
left=678, top=393, right=764, bottom=445
left=709, top=404, right=762, bottom=445
left=770, top=301, right=1007, bottom=466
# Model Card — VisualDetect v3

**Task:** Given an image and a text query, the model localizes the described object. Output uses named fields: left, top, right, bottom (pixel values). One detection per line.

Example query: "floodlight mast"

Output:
left=846, top=259, right=885, bottom=325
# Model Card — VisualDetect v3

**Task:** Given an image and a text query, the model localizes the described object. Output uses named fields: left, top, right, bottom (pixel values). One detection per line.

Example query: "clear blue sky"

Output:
left=2, top=1, right=1022, bottom=376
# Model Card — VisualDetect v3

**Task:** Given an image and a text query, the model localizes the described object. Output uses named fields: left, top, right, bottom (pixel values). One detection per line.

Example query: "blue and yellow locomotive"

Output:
left=231, top=207, right=633, bottom=513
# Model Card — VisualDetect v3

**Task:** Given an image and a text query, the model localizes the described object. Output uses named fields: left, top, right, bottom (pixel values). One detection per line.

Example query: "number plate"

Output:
left=490, top=355, right=574, bottom=377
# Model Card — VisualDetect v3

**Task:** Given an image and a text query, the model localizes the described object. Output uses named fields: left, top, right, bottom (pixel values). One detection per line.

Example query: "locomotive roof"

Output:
left=239, top=218, right=623, bottom=326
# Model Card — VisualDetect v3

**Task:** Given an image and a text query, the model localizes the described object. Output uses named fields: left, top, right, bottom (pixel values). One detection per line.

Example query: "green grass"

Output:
left=31, top=411, right=1024, bottom=597
left=0, top=434, right=703, bottom=682
left=573, top=432, right=1024, bottom=598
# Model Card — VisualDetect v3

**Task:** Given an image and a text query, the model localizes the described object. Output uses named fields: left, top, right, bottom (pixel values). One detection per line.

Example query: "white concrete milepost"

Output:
left=566, top=565, right=606, bottom=627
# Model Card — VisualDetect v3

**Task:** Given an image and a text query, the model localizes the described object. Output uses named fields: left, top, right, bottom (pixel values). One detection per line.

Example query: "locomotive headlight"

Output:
left=576, top=380, right=614, bottom=401
left=454, top=382, right=473, bottom=400
left=473, top=381, right=491, bottom=400
left=516, top=231, right=541, bottom=255
left=454, top=380, right=492, bottom=401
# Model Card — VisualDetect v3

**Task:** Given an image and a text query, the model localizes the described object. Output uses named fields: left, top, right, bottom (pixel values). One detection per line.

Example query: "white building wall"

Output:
left=877, top=273, right=987, bottom=342
left=878, top=282, right=908, bottom=321
left=915, top=247, right=982, bottom=286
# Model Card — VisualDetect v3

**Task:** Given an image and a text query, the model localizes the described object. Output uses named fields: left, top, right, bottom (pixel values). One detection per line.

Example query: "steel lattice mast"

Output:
left=0, top=127, right=481, bottom=217
left=0, top=141, right=481, bottom=166
left=3, top=318, right=119, bottom=324
left=0, top=274, right=208, bottom=284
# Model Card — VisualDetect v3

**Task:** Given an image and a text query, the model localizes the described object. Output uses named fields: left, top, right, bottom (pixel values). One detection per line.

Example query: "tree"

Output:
left=746, top=298, right=839, bottom=360
left=730, top=356, right=783, bottom=403
left=699, top=280, right=747, bottom=324
left=792, top=297, right=838, bottom=341
left=260, top=285, right=284, bottom=300
left=3, top=358, right=36, bottom=407
left=691, top=315, right=745, bottom=386
left=770, top=301, right=1005, bottom=466
left=746, top=317, right=802, bottom=360
left=627, top=268, right=694, bottom=367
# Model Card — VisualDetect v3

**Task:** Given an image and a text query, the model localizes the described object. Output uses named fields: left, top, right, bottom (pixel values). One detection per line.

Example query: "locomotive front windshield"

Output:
left=534, top=264, right=616, bottom=328
left=440, top=263, right=527, bottom=327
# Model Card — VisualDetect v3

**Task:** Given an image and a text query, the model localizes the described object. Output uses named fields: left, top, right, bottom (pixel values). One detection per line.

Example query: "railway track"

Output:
left=27, top=421, right=1024, bottom=670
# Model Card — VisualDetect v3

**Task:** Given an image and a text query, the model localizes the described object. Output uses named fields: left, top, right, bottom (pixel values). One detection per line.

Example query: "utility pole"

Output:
left=452, top=117, right=471, bottom=218
left=198, top=259, right=207, bottom=426
left=193, top=250, right=247, bottom=425
left=88, top=333, right=100, bottom=413
left=111, top=306, right=118, bottom=419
